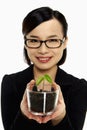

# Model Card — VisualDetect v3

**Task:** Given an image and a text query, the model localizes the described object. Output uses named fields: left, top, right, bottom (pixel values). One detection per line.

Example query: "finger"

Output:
left=22, top=80, right=35, bottom=102
left=28, top=112, right=43, bottom=123
left=52, top=81, right=60, bottom=90
left=58, top=88, right=64, bottom=101
left=42, top=115, right=52, bottom=123
left=26, top=79, right=35, bottom=90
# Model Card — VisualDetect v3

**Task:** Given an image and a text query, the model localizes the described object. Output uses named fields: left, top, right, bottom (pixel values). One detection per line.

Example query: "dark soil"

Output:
left=28, top=86, right=57, bottom=115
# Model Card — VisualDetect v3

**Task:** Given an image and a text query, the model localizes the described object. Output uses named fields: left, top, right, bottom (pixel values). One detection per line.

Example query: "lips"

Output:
left=36, top=57, right=52, bottom=63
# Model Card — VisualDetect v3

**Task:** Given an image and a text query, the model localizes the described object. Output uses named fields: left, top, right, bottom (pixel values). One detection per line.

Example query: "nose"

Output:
left=38, top=42, right=49, bottom=53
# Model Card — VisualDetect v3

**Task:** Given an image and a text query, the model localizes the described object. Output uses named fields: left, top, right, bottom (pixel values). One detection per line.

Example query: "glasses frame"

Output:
left=24, top=37, right=65, bottom=49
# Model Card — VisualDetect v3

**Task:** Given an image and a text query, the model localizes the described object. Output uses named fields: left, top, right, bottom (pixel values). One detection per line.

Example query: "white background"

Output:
left=0, top=0, right=87, bottom=129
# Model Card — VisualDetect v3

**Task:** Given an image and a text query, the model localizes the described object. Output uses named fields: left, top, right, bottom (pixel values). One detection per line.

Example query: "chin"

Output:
left=35, top=64, right=47, bottom=69
left=36, top=64, right=54, bottom=71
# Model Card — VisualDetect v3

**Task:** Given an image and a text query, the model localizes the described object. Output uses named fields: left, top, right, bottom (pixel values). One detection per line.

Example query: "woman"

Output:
left=1, top=6, right=87, bottom=130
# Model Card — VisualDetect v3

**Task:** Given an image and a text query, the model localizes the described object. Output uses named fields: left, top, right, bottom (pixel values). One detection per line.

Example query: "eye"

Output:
left=48, top=39, right=58, bottom=43
left=30, top=39, right=38, bottom=43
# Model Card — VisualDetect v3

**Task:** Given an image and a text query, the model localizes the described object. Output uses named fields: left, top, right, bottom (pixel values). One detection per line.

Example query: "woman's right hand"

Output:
left=20, top=80, right=43, bottom=123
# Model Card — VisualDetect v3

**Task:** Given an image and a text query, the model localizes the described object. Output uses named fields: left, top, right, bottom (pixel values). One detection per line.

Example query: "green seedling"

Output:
left=34, top=74, right=53, bottom=91
left=36, top=74, right=52, bottom=86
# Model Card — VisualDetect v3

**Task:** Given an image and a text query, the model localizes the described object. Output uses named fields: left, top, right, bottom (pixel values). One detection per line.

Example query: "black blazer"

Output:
left=1, top=65, right=87, bottom=130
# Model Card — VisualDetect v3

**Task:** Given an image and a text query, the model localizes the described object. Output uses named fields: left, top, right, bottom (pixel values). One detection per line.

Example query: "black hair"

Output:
left=22, top=6, right=68, bottom=65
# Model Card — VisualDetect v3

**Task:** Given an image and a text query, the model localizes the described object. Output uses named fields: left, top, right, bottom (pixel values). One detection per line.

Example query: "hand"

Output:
left=20, top=80, right=66, bottom=125
left=20, top=80, right=43, bottom=123
left=41, top=82, right=66, bottom=125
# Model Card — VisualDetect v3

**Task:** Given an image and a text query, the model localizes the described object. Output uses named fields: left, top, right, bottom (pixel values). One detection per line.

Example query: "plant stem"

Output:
left=43, top=79, right=45, bottom=90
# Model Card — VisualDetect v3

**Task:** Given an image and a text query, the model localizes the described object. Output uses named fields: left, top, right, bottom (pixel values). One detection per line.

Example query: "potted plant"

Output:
left=27, top=74, right=59, bottom=115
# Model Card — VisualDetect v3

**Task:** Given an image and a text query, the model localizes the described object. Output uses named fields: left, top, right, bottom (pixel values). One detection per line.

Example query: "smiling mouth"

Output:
left=36, top=57, right=52, bottom=63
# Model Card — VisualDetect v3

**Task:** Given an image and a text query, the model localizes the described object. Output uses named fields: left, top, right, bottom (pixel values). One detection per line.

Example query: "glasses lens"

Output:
left=26, top=39, right=40, bottom=48
left=46, top=39, right=61, bottom=48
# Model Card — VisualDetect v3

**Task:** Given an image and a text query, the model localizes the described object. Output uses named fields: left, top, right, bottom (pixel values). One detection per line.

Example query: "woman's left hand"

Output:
left=41, top=82, right=66, bottom=125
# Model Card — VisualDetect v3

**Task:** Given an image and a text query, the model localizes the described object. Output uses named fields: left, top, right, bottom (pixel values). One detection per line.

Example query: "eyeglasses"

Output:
left=24, top=38, right=65, bottom=49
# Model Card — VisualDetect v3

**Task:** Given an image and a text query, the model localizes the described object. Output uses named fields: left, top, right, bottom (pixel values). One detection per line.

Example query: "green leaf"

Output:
left=44, top=74, right=52, bottom=83
left=36, top=76, right=44, bottom=86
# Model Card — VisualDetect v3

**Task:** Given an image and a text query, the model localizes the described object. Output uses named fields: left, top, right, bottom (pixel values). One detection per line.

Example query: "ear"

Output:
left=63, top=37, right=68, bottom=49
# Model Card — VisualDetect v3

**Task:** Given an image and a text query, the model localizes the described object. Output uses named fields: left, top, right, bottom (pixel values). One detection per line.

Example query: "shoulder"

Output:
left=2, top=65, right=33, bottom=80
left=1, top=65, right=34, bottom=89
left=58, top=68, right=87, bottom=107
left=57, top=67, right=87, bottom=90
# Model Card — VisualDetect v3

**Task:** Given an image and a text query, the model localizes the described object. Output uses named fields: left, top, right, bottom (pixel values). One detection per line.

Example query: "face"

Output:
left=25, top=18, right=68, bottom=71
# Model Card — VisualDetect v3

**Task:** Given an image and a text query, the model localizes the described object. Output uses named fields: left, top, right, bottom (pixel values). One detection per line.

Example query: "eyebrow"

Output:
left=29, top=35, right=59, bottom=38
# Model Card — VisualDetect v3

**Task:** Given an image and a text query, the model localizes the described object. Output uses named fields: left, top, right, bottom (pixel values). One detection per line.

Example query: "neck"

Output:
left=33, top=65, right=58, bottom=82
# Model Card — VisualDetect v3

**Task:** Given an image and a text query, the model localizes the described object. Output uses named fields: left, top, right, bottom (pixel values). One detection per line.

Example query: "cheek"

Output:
left=54, top=49, right=63, bottom=61
left=26, top=49, right=35, bottom=59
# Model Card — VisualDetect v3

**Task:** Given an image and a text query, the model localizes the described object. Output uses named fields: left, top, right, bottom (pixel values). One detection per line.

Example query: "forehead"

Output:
left=26, top=18, right=63, bottom=38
